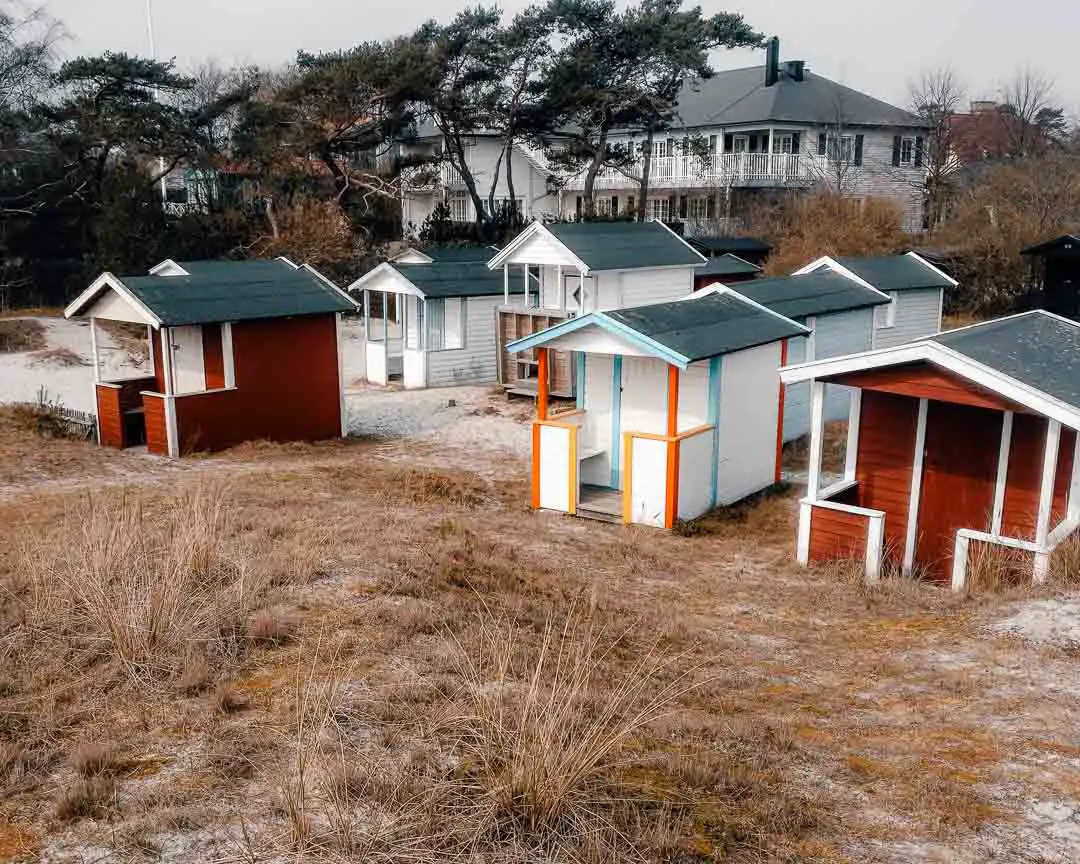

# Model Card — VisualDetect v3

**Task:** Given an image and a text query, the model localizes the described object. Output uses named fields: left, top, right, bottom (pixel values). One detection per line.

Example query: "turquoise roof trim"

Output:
left=505, top=312, right=692, bottom=368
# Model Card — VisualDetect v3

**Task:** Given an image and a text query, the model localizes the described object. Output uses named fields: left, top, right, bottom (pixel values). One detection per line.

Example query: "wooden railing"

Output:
left=799, top=481, right=886, bottom=581
left=562, top=153, right=826, bottom=190
left=623, top=424, right=714, bottom=528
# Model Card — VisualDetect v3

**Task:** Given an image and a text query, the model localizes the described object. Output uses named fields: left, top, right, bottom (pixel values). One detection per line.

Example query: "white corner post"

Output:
left=844, top=388, right=861, bottom=483
left=522, top=263, right=529, bottom=307
left=1069, top=431, right=1080, bottom=523
left=160, top=326, right=179, bottom=458
left=382, top=291, right=389, bottom=343
left=145, top=323, right=156, bottom=376
left=362, top=289, right=370, bottom=338
left=335, top=313, right=347, bottom=438
left=1034, top=419, right=1062, bottom=584
left=991, top=411, right=1014, bottom=537
left=89, top=316, right=101, bottom=384
left=902, top=398, right=929, bottom=575
left=806, top=380, right=826, bottom=500
left=556, top=264, right=564, bottom=312
left=221, top=322, right=235, bottom=388
left=503, top=263, right=510, bottom=305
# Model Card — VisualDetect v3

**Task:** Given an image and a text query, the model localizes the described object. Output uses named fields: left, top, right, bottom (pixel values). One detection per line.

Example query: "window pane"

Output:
left=444, top=298, right=464, bottom=350
left=427, top=299, right=445, bottom=350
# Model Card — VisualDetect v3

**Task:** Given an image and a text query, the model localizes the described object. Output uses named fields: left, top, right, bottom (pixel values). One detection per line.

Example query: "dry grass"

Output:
left=27, top=346, right=86, bottom=368
left=0, top=318, right=45, bottom=353
left=782, top=420, right=849, bottom=476
left=0, top=429, right=1076, bottom=861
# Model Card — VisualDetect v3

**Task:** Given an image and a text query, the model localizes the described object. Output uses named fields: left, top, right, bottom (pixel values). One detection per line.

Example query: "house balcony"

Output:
left=402, top=162, right=466, bottom=192
left=562, top=153, right=827, bottom=191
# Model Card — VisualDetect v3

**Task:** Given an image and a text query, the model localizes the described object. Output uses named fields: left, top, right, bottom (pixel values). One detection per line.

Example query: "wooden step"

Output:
left=576, top=506, right=622, bottom=524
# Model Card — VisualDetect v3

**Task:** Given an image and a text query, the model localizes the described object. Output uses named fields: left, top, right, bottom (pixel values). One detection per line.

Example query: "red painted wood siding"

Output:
left=1002, top=412, right=1045, bottom=540
left=150, top=329, right=165, bottom=393
left=829, top=363, right=1022, bottom=413
left=202, top=324, right=226, bottom=390
left=1053, top=428, right=1076, bottom=527
left=96, top=385, right=123, bottom=448
left=808, top=506, right=869, bottom=562
left=853, top=391, right=920, bottom=566
left=916, top=401, right=1000, bottom=578
left=172, top=314, right=341, bottom=454
left=143, top=394, right=169, bottom=455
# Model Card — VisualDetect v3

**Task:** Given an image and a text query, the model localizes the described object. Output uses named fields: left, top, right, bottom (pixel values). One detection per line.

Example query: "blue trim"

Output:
left=505, top=311, right=690, bottom=368
left=708, top=356, right=722, bottom=508
left=610, top=355, right=623, bottom=488
left=576, top=353, right=586, bottom=409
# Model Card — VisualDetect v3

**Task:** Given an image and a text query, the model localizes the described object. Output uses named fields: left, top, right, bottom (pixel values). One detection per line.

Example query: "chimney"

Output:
left=784, top=60, right=805, bottom=82
left=764, top=36, right=780, bottom=87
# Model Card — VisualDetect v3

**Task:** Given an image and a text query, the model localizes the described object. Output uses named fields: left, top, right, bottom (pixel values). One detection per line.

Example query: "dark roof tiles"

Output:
left=734, top=271, right=888, bottom=319
left=545, top=221, right=704, bottom=271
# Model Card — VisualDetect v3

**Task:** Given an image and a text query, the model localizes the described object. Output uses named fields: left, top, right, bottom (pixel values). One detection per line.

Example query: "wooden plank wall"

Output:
left=143, top=395, right=169, bottom=456
left=1003, top=417, right=1077, bottom=537
left=808, top=506, right=869, bottom=562
left=832, top=363, right=1018, bottom=413
left=496, top=309, right=573, bottom=396
left=95, top=385, right=123, bottom=448
left=853, top=390, right=920, bottom=564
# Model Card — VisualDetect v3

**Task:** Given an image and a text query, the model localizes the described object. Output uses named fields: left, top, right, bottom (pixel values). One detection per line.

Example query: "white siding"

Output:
left=677, top=362, right=710, bottom=432
left=678, top=431, right=714, bottom=521
left=872, top=287, right=942, bottom=349
left=425, top=295, right=502, bottom=387
left=628, top=436, right=667, bottom=527
left=617, top=267, right=696, bottom=307
left=716, top=341, right=782, bottom=505
left=539, top=424, right=574, bottom=513
left=620, top=356, right=668, bottom=436
left=503, top=227, right=581, bottom=268
left=782, top=334, right=809, bottom=443
left=580, top=354, right=614, bottom=486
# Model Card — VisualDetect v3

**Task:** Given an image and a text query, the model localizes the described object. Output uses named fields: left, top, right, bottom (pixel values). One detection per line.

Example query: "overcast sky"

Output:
left=41, top=0, right=1080, bottom=117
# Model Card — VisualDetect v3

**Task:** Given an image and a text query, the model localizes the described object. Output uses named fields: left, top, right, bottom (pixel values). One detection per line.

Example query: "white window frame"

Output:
left=732, top=135, right=749, bottom=154
left=448, top=193, right=470, bottom=223
left=645, top=198, right=671, bottom=221
left=776, top=133, right=794, bottom=154
left=686, top=196, right=709, bottom=221
left=425, top=297, right=466, bottom=351
left=874, top=291, right=899, bottom=329
left=900, top=136, right=915, bottom=165
left=827, top=134, right=855, bottom=164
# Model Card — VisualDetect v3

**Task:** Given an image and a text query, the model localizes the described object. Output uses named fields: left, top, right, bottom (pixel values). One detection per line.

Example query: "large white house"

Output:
left=402, top=38, right=930, bottom=233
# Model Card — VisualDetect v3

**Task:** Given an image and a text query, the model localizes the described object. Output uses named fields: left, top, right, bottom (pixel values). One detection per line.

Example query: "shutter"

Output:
left=891, top=136, right=901, bottom=167
left=706, top=195, right=715, bottom=219
left=724, top=134, right=734, bottom=153
left=668, top=194, right=676, bottom=219
left=667, top=138, right=675, bottom=158
left=854, top=134, right=864, bottom=166
left=611, top=196, right=619, bottom=216
left=708, top=134, right=717, bottom=154
left=575, top=196, right=582, bottom=218
left=627, top=195, right=635, bottom=218
left=914, top=136, right=924, bottom=168
left=679, top=195, right=688, bottom=219
left=818, top=133, right=827, bottom=156
left=792, top=131, right=801, bottom=153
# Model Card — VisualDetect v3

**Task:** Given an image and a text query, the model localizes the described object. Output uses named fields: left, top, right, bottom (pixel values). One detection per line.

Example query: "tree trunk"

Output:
left=487, top=144, right=506, bottom=224
left=504, top=140, right=517, bottom=225
left=637, top=127, right=655, bottom=222
left=449, top=133, right=487, bottom=236
left=264, top=196, right=280, bottom=240
left=581, top=128, right=609, bottom=219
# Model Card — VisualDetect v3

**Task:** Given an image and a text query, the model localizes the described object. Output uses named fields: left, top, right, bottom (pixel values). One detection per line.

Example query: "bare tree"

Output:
left=998, top=67, right=1061, bottom=158
left=909, top=66, right=964, bottom=232
left=0, top=1, right=62, bottom=113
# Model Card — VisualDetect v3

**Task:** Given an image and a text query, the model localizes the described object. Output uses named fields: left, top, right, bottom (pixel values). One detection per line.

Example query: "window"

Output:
left=448, top=193, right=470, bottom=223
left=827, top=134, right=855, bottom=164
left=594, top=196, right=613, bottom=217
left=732, top=135, right=749, bottom=153
left=900, top=137, right=915, bottom=165
left=686, top=197, right=709, bottom=221
left=776, top=134, right=794, bottom=154
left=426, top=298, right=465, bottom=350
left=645, top=198, right=670, bottom=221
left=488, top=197, right=523, bottom=220
left=873, top=291, right=899, bottom=329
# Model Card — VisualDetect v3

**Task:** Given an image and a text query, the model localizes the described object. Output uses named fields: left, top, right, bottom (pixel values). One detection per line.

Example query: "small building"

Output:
left=782, top=311, right=1080, bottom=588
left=686, top=235, right=772, bottom=267
left=64, top=258, right=356, bottom=457
left=348, top=248, right=504, bottom=389
left=1022, top=234, right=1080, bottom=320
left=507, top=288, right=808, bottom=527
left=716, top=271, right=892, bottom=441
left=794, top=253, right=956, bottom=349
left=487, top=220, right=707, bottom=397
left=694, top=253, right=761, bottom=290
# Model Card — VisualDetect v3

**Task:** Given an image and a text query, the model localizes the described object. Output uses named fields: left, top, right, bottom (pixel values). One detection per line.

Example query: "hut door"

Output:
left=915, top=402, right=1000, bottom=579
left=169, top=325, right=206, bottom=395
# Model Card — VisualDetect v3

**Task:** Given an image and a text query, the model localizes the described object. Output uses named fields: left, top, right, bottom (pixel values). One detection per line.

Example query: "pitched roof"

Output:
left=674, top=66, right=925, bottom=130
left=828, top=254, right=956, bottom=292
left=543, top=221, right=705, bottom=271
left=1022, top=234, right=1080, bottom=258
left=731, top=271, right=889, bottom=319
left=697, top=254, right=761, bottom=279
left=688, top=235, right=772, bottom=256
left=392, top=261, right=505, bottom=299
left=422, top=245, right=500, bottom=263
left=68, top=259, right=355, bottom=327
left=931, top=313, right=1080, bottom=412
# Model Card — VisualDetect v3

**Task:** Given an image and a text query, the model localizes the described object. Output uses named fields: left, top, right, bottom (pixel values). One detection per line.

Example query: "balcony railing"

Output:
left=562, top=152, right=826, bottom=190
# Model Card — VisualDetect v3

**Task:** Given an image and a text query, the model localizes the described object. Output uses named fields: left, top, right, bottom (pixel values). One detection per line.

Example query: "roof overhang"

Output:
left=346, top=262, right=426, bottom=299
left=780, top=340, right=1080, bottom=431
left=486, top=221, right=590, bottom=274
left=506, top=311, right=692, bottom=368
left=297, top=262, right=361, bottom=309
left=64, top=272, right=162, bottom=328
left=148, top=258, right=190, bottom=277
left=905, top=251, right=959, bottom=287
left=792, top=255, right=881, bottom=292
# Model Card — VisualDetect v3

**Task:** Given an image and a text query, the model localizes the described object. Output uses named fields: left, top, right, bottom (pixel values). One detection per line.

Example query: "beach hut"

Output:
left=348, top=248, right=504, bottom=389
left=507, top=288, right=808, bottom=527
left=1022, top=234, right=1080, bottom=320
left=693, top=253, right=761, bottom=290
left=794, top=252, right=956, bottom=349
left=488, top=220, right=707, bottom=397
left=64, top=258, right=356, bottom=457
left=782, top=311, right=1080, bottom=588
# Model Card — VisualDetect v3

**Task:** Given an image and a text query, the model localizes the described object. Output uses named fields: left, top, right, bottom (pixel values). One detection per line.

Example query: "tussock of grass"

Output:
left=0, top=318, right=45, bottom=353
left=54, top=776, right=117, bottom=822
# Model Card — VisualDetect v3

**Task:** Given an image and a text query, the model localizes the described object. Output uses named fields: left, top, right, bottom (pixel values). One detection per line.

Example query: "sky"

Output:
left=40, top=0, right=1080, bottom=118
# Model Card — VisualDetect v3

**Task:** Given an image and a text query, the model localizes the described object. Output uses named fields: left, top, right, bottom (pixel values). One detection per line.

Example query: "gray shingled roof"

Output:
left=831, top=255, right=954, bottom=292
left=119, top=260, right=354, bottom=326
left=697, top=254, right=761, bottom=279
left=393, top=261, right=505, bottom=299
left=1021, top=234, right=1080, bottom=258
left=733, top=272, right=889, bottom=319
left=421, top=246, right=500, bottom=263
left=930, top=313, right=1080, bottom=412
left=605, top=291, right=806, bottom=362
left=674, top=66, right=925, bottom=130
left=688, top=235, right=771, bottom=256
left=545, top=221, right=704, bottom=271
